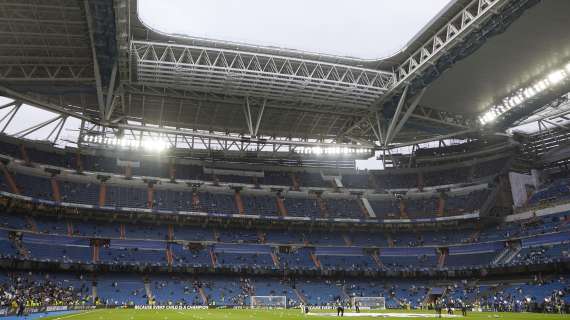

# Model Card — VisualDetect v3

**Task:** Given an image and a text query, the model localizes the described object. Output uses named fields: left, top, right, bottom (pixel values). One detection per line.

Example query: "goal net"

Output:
left=352, top=297, right=386, bottom=309
left=250, top=296, right=287, bottom=308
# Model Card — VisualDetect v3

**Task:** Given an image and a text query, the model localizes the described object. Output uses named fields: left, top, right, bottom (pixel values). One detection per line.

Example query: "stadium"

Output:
left=0, top=0, right=569, bottom=319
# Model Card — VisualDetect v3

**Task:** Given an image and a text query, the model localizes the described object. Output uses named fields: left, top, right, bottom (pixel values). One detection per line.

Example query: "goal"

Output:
left=250, top=296, right=287, bottom=308
left=352, top=297, right=386, bottom=309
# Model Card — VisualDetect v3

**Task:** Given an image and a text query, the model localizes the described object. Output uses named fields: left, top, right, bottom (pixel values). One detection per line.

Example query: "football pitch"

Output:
left=40, top=308, right=568, bottom=320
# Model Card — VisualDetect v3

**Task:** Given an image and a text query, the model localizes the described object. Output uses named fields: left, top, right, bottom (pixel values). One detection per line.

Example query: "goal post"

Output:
left=352, top=297, right=386, bottom=310
left=250, top=296, right=287, bottom=308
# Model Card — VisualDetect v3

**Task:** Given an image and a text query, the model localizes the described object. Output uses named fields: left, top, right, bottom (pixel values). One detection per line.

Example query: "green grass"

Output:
left=42, top=308, right=568, bottom=320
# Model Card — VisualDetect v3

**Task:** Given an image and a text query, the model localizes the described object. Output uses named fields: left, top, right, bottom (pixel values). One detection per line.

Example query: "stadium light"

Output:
left=479, top=63, right=570, bottom=125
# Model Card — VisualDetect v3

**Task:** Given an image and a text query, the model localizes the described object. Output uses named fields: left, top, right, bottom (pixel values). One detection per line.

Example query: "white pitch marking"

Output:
left=308, top=313, right=463, bottom=318
left=54, top=310, right=96, bottom=320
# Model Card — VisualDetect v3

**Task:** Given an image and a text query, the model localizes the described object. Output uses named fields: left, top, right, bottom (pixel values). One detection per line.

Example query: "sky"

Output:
left=138, top=0, right=452, bottom=59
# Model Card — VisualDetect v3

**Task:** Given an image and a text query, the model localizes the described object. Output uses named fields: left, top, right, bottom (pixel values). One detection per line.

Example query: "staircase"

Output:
left=371, top=252, right=384, bottom=269
left=360, top=197, right=376, bottom=218
left=309, top=252, right=321, bottom=269
left=437, top=248, right=448, bottom=268
left=357, top=198, right=370, bottom=218
left=293, top=288, right=307, bottom=305
left=143, top=280, right=153, bottom=303
left=492, top=241, right=522, bottom=265
left=198, top=287, right=208, bottom=305
left=209, top=248, right=218, bottom=267
left=270, top=252, right=280, bottom=268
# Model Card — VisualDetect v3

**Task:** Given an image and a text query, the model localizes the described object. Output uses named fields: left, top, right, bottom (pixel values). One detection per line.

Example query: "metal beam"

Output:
left=0, top=84, right=90, bottom=121
left=83, top=0, right=105, bottom=119
left=390, top=129, right=478, bottom=149
left=387, top=88, right=426, bottom=146
left=13, top=115, right=63, bottom=138
left=384, top=85, right=409, bottom=146
left=104, top=62, right=119, bottom=121
left=253, top=98, right=266, bottom=137
left=243, top=97, right=254, bottom=136
left=0, top=102, right=21, bottom=133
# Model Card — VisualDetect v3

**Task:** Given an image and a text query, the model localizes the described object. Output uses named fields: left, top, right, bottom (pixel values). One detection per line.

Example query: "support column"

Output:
left=291, top=173, right=300, bottom=191
left=0, top=163, right=20, bottom=194
left=19, top=145, right=30, bottom=165
left=168, top=225, right=174, bottom=241
left=276, top=194, right=288, bottom=217
left=361, top=197, right=376, bottom=218
left=234, top=190, right=245, bottom=215
left=147, top=183, right=154, bottom=209
left=98, top=183, right=106, bottom=207
left=125, top=163, right=132, bottom=179
left=169, top=159, right=176, bottom=181
left=119, top=224, right=126, bottom=239
left=417, top=172, right=424, bottom=191
left=50, top=177, right=61, bottom=202
left=438, top=192, right=446, bottom=217
left=75, top=151, right=83, bottom=173
left=399, top=199, right=408, bottom=219
left=67, top=221, right=74, bottom=236
left=317, top=195, right=328, bottom=218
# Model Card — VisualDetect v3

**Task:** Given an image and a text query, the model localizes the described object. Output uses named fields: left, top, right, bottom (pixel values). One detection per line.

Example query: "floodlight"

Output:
left=547, top=70, right=565, bottom=85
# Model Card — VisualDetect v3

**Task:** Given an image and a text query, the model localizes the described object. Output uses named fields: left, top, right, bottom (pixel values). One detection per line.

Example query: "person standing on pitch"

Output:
left=435, top=299, right=442, bottom=318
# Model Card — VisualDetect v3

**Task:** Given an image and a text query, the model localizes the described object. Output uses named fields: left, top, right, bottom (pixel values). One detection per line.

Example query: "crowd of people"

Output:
left=0, top=272, right=90, bottom=310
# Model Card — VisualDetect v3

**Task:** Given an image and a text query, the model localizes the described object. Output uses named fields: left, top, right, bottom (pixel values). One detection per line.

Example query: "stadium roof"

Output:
left=0, top=0, right=568, bottom=157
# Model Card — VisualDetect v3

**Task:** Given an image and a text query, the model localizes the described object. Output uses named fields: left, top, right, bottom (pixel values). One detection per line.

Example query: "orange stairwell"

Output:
left=234, top=190, right=245, bottom=215
left=98, top=183, right=106, bottom=207
left=147, top=184, right=154, bottom=209
left=276, top=196, right=288, bottom=217
left=437, top=193, right=446, bottom=217
left=19, top=145, right=30, bottom=165
left=309, top=252, right=321, bottom=269
left=0, top=164, right=20, bottom=194
left=50, top=177, right=61, bottom=202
